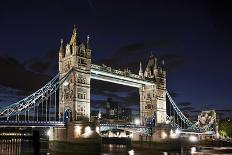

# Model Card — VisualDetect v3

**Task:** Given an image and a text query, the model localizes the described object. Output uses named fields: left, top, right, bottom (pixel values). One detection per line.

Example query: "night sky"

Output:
left=0, top=0, right=232, bottom=118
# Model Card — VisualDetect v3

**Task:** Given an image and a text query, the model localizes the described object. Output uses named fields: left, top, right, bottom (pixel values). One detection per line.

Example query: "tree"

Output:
left=219, top=120, right=232, bottom=137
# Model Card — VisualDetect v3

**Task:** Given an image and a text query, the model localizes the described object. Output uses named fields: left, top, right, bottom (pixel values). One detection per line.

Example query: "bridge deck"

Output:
left=0, top=120, right=65, bottom=127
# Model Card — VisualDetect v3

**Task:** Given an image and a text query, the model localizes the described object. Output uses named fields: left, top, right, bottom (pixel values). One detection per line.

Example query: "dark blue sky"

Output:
left=0, top=0, right=232, bottom=117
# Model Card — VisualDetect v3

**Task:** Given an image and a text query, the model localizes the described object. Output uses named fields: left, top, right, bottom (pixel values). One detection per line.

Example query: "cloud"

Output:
left=177, top=102, right=192, bottom=107
left=0, top=56, right=51, bottom=93
left=179, top=106, right=195, bottom=111
left=115, top=40, right=173, bottom=55
left=29, top=61, right=50, bottom=73
left=26, top=50, right=57, bottom=75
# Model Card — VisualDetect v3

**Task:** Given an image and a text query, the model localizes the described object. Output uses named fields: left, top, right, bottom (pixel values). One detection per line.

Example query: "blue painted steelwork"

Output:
left=0, top=64, right=214, bottom=135
left=0, top=120, right=65, bottom=127
left=0, top=69, right=73, bottom=119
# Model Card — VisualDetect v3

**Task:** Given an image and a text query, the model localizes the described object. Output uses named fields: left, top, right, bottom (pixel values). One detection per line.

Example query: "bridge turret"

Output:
left=59, top=39, right=65, bottom=72
left=59, top=26, right=91, bottom=122
left=86, top=35, right=90, bottom=49
left=70, top=25, right=78, bottom=46
left=144, top=53, right=158, bottom=78
left=139, top=62, right=143, bottom=78
left=140, top=53, right=166, bottom=126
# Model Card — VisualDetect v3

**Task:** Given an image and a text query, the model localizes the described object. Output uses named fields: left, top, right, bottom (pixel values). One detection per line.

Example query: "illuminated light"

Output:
left=170, top=133, right=177, bottom=139
left=161, top=131, right=167, bottom=139
left=191, top=147, right=196, bottom=154
left=47, top=129, right=51, bottom=136
left=128, top=149, right=134, bottom=155
left=85, top=126, right=91, bottom=133
left=170, top=129, right=174, bottom=135
left=175, top=129, right=180, bottom=135
left=189, top=135, right=198, bottom=142
left=135, top=119, right=140, bottom=125
left=96, top=126, right=100, bottom=133
left=98, top=112, right=101, bottom=119
left=63, top=81, right=69, bottom=86
left=75, top=126, right=81, bottom=135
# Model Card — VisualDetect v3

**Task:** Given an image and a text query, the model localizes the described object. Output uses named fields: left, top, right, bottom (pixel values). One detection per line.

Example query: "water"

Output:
left=0, top=139, right=231, bottom=155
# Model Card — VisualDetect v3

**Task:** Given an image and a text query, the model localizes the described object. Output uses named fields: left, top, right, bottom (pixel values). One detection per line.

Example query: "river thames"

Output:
left=1, top=139, right=232, bottom=155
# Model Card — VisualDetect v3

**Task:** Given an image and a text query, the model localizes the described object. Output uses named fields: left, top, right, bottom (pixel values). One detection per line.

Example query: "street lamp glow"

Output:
left=161, top=131, right=167, bottom=139
left=85, top=126, right=91, bottom=133
left=47, top=129, right=51, bottom=136
left=191, top=147, right=196, bottom=154
left=75, top=125, right=81, bottom=135
left=96, top=126, right=100, bottom=133
left=135, top=119, right=140, bottom=125
left=98, top=112, right=101, bottom=119
left=63, top=81, right=69, bottom=86
left=128, top=150, right=134, bottom=155
left=189, top=135, right=198, bottom=142
left=175, top=128, right=180, bottom=135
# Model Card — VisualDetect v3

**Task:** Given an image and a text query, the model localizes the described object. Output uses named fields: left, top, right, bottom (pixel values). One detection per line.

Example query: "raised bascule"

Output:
left=0, top=26, right=218, bottom=144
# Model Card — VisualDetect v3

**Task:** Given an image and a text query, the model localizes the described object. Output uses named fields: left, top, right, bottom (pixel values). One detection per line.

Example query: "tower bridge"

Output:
left=0, top=26, right=218, bottom=142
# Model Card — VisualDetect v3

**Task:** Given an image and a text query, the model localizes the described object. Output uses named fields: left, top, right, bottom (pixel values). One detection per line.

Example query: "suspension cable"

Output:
left=54, top=88, right=57, bottom=121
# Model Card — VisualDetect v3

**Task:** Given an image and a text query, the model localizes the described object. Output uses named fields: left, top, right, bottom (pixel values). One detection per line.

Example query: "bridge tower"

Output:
left=59, top=26, right=91, bottom=121
left=139, top=54, right=166, bottom=125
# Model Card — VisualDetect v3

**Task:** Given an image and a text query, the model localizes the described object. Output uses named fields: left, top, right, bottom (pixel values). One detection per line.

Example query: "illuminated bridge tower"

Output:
left=139, top=54, right=166, bottom=125
left=59, top=26, right=91, bottom=121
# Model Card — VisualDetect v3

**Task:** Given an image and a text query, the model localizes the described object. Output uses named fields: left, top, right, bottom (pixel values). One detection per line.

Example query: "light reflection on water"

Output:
left=0, top=139, right=180, bottom=155
left=0, top=139, right=231, bottom=155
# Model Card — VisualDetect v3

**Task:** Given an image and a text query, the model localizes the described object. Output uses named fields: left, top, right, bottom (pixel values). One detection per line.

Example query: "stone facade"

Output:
left=58, top=26, right=166, bottom=127
left=59, top=26, right=91, bottom=121
left=139, top=54, right=166, bottom=125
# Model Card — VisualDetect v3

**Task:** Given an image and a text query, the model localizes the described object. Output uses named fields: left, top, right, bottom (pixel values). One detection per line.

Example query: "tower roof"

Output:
left=70, top=25, right=77, bottom=45
left=59, top=38, right=65, bottom=57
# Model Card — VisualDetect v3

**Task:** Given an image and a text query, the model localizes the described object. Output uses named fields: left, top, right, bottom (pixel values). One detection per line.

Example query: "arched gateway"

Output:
left=58, top=26, right=166, bottom=126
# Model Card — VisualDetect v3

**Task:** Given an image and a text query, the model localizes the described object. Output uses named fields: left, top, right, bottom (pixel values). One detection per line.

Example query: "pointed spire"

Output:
left=150, top=51, right=154, bottom=58
left=139, top=61, right=143, bottom=77
left=59, top=38, right=65, bottom=58
left=161, top=59, right=165, bottom=70
left=59, top=38, right=63, bottom=51
left=87, top=35, right=90, bottom=48
left=70, top=25, right=77, bottom=45
left=162, top=59, right=165, bottom=65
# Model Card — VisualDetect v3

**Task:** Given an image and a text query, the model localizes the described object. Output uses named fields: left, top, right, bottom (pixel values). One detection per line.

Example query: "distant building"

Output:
left=105, top=98, right=118, bottom=119
left=120, top=107, right=132, bottom=121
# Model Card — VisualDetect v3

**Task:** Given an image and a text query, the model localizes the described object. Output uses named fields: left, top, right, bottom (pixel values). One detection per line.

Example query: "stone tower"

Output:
left=139, top=53, right=166, bottom=125
left=59, top=26, right=91, bottom=121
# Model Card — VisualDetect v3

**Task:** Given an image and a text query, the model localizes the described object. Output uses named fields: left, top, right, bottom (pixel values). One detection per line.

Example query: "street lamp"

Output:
left=63, top=81, right=69, bottom=86
left=135, top=119, right=140, bottom=125
left=189, top=135, right=198, bottom=142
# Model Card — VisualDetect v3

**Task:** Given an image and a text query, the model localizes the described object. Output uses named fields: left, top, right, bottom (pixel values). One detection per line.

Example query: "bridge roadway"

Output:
left=90, top=64, right=154, bottom=88
left=0, top=120, right=151, bottom=135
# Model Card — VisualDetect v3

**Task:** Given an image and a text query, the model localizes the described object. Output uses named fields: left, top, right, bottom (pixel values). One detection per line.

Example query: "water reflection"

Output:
left=101, top=144, right=180, bottom=155
left=0, top=139, right=231, bottom=155
left=0, top=139, right=22, bottom=155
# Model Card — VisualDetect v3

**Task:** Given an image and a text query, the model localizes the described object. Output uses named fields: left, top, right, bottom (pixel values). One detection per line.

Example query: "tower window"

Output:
left=150, top=66, right=154, bottom=75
